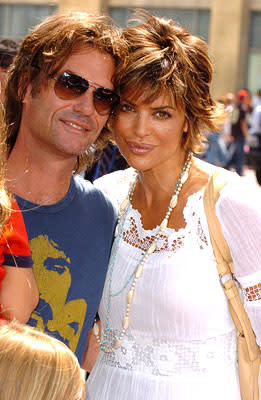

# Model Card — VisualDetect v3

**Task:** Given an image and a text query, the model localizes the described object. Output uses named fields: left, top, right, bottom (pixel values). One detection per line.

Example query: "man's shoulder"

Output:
left=73, top=174, right=117, bottom=216
left=74, top=174, right=109, bottom=200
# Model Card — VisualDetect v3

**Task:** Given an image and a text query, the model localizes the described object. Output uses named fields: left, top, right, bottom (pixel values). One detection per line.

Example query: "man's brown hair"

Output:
left=4, top=11, right=125, bottom=172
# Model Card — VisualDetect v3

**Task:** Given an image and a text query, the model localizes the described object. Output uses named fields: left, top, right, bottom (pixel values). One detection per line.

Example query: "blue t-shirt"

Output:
left=15, top=175, right=117, bottom=363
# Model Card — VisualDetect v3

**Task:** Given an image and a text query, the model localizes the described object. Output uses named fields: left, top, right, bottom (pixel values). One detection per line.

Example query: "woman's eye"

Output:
left=155, top=111, right=172, bottom=119
left=119, top=103, right=134, bottom=113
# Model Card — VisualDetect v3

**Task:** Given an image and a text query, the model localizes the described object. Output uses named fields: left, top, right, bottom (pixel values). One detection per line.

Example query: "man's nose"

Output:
left=73, top=88, right=96, bottom=116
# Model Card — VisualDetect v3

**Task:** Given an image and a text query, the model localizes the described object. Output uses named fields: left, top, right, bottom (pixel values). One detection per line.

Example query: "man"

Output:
left=250, top=104, right=261, bottom=136
left=3, top=11, right=124, bottom=367
left=0, top=39, right=19, bottom=103
left=226, top=90, right=249, bottom=175
left=252, top=88, right=261, bottom=110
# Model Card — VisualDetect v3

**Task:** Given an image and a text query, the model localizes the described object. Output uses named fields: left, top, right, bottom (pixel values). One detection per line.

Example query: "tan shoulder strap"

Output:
left=203, top=169, right=234, bottom=276
left=203, top=168, right=260, bottom=361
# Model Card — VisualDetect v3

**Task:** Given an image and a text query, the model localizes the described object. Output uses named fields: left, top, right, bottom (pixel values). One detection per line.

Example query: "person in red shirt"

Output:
left=0, top=198, right=39, bottom=322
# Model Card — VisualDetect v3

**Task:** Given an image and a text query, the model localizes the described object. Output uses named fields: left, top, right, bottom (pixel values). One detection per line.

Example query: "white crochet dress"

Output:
left=86, top=168, right=261, bottom=400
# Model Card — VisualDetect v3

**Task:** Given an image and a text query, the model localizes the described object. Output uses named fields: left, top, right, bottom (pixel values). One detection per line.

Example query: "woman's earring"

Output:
left=182, top=131, right=189, bottom=148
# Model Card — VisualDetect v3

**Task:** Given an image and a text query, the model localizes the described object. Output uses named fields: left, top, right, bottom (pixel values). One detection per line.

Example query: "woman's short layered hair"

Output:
left=0, top=321, right=85, bottom=400
left=114, top=10, right=226, bottom=153
left=4, top=11, right=125, bottom=172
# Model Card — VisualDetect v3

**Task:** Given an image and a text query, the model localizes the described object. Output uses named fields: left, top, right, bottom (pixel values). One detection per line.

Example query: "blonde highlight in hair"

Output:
left=114, top=10, right=226, bottom=153
left=0, top=321, right=85, bottom=400
left=0, top=106, right=11, bottom=232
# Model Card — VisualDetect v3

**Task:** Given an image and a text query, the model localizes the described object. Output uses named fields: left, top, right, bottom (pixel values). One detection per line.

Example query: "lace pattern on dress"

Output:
left=101, top=329, right=237, bottom=376
left=122, top=216, right=185, bottom=253
left=122, top=190, right=209, bottom=255
left=242, top=283, right=261, bottom=302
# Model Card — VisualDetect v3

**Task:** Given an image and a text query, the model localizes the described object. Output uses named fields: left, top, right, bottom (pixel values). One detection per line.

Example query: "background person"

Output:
left=3, top=11, right=124, bottom=368
left=252, top=88, right=261, bottom=110
left=0, top=320, right=85, bottom=400
left=226, top=89, right=250, bottom=175
left=0, top=107, right=38, bottom=323
left=86, top=10, right=261, bottom=400
left=0, top=39, right=19, bottom=103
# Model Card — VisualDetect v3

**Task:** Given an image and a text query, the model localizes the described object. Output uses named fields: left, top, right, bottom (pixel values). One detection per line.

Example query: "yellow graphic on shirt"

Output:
left=30, top=235, right=87, bottom=353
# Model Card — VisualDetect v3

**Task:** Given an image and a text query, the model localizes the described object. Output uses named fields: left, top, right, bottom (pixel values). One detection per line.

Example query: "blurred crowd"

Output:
left=0, top=38, right=20, bottom=103
left=202, top=88, right=261, bottom=176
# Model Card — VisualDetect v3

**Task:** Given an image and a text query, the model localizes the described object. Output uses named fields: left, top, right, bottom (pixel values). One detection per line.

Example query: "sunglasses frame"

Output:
left=52, top=71, right=119, bottom=116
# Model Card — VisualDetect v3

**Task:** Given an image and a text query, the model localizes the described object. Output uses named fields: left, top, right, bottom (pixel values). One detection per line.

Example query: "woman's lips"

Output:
left=127, top=141, right=155, bottom=154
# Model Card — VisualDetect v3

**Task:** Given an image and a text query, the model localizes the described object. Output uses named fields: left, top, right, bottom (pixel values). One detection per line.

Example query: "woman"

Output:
left=86, top=11, right=261, bottom=400
left=0, top=321, right=85, bottom=400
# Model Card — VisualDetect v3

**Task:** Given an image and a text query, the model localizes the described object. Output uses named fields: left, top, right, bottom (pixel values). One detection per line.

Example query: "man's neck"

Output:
left=7, top=145, right=77, bottom=205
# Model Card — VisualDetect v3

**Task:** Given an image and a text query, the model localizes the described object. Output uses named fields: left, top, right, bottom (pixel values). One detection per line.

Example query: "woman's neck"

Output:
left=134, top=152, right=188, bottom=208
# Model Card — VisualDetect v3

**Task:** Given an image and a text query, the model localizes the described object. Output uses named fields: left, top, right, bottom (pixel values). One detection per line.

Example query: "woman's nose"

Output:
left=134, top=114, right=150, bottom=138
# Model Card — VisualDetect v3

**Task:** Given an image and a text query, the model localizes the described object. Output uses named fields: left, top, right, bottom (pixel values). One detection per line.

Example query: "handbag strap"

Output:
left=203, top=168, right=260, bottom=361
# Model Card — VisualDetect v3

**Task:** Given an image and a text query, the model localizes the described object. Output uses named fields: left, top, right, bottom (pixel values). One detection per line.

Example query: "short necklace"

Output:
left=93, top=152, right=192, bottom=353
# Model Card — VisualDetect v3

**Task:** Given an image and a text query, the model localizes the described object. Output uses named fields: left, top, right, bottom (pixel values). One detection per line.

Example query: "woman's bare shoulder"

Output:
left=93, top=168, right=135, bottom=207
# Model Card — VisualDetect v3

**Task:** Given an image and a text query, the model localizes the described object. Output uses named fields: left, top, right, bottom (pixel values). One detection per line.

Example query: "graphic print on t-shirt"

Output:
left=29, top=234, right=87, bottom=353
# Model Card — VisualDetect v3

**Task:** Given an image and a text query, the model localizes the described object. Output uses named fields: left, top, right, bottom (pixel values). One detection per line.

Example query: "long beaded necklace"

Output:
left=93, top=152, right=192, bottom=353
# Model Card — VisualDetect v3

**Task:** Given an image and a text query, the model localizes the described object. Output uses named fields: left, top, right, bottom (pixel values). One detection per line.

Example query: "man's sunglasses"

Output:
left=52, top=71, right=119, bottom=116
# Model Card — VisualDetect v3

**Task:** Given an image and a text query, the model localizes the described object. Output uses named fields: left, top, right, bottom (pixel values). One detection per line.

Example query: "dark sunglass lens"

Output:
left=93, top=88, right=119, bottom=115
left=54, top=73, right=88, bottom=100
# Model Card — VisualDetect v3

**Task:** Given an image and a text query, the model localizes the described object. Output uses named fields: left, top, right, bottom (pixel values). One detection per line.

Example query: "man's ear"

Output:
left=17, top=67, right=31, bottom=103
left=21, top=83, right=32, bottom=105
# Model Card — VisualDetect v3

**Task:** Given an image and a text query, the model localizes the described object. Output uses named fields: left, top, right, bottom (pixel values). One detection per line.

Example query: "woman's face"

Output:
left=114, top=92, right=188, bottom=174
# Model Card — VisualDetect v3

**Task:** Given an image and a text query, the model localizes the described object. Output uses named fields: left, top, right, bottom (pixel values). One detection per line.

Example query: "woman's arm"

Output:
left=216, top=178, right=261, bottom=344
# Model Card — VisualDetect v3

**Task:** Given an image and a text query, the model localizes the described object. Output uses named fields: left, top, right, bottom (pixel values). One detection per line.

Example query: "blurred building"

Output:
left=0, top=0, right=260, bottom=99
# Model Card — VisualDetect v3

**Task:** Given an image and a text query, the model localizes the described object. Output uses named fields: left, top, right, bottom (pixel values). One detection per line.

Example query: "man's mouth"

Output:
left=63, top=120, right=89, bottom=132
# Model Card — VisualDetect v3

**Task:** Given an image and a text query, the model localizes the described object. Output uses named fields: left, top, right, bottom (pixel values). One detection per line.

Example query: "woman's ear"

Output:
left=182, top=118, right=190, bottom=149
left=183, top=118, right=188, bottom=133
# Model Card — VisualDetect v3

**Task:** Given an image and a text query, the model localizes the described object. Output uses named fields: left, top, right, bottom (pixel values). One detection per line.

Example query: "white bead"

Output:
left=160, top=218, right=168, bottom=231
left=92, top=322, right=99, bottom=336
left=114, top=224, right=119, bottom=237
left=113, top=339, right=122, bottom=349
left=135, top=264, right=143, bottom=278
left=148, top=242, right=157, bottom=254
left=105, top=348, right=112, bottom=353
left=127, top=289, right=134, bottom=303
left=122, top=317, right=130, bottom=330
left=170, top=194, right=178, bottom=208
left=120, top=198, right=128, bottom=211
left=181, top=170, right=189, bottom=184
